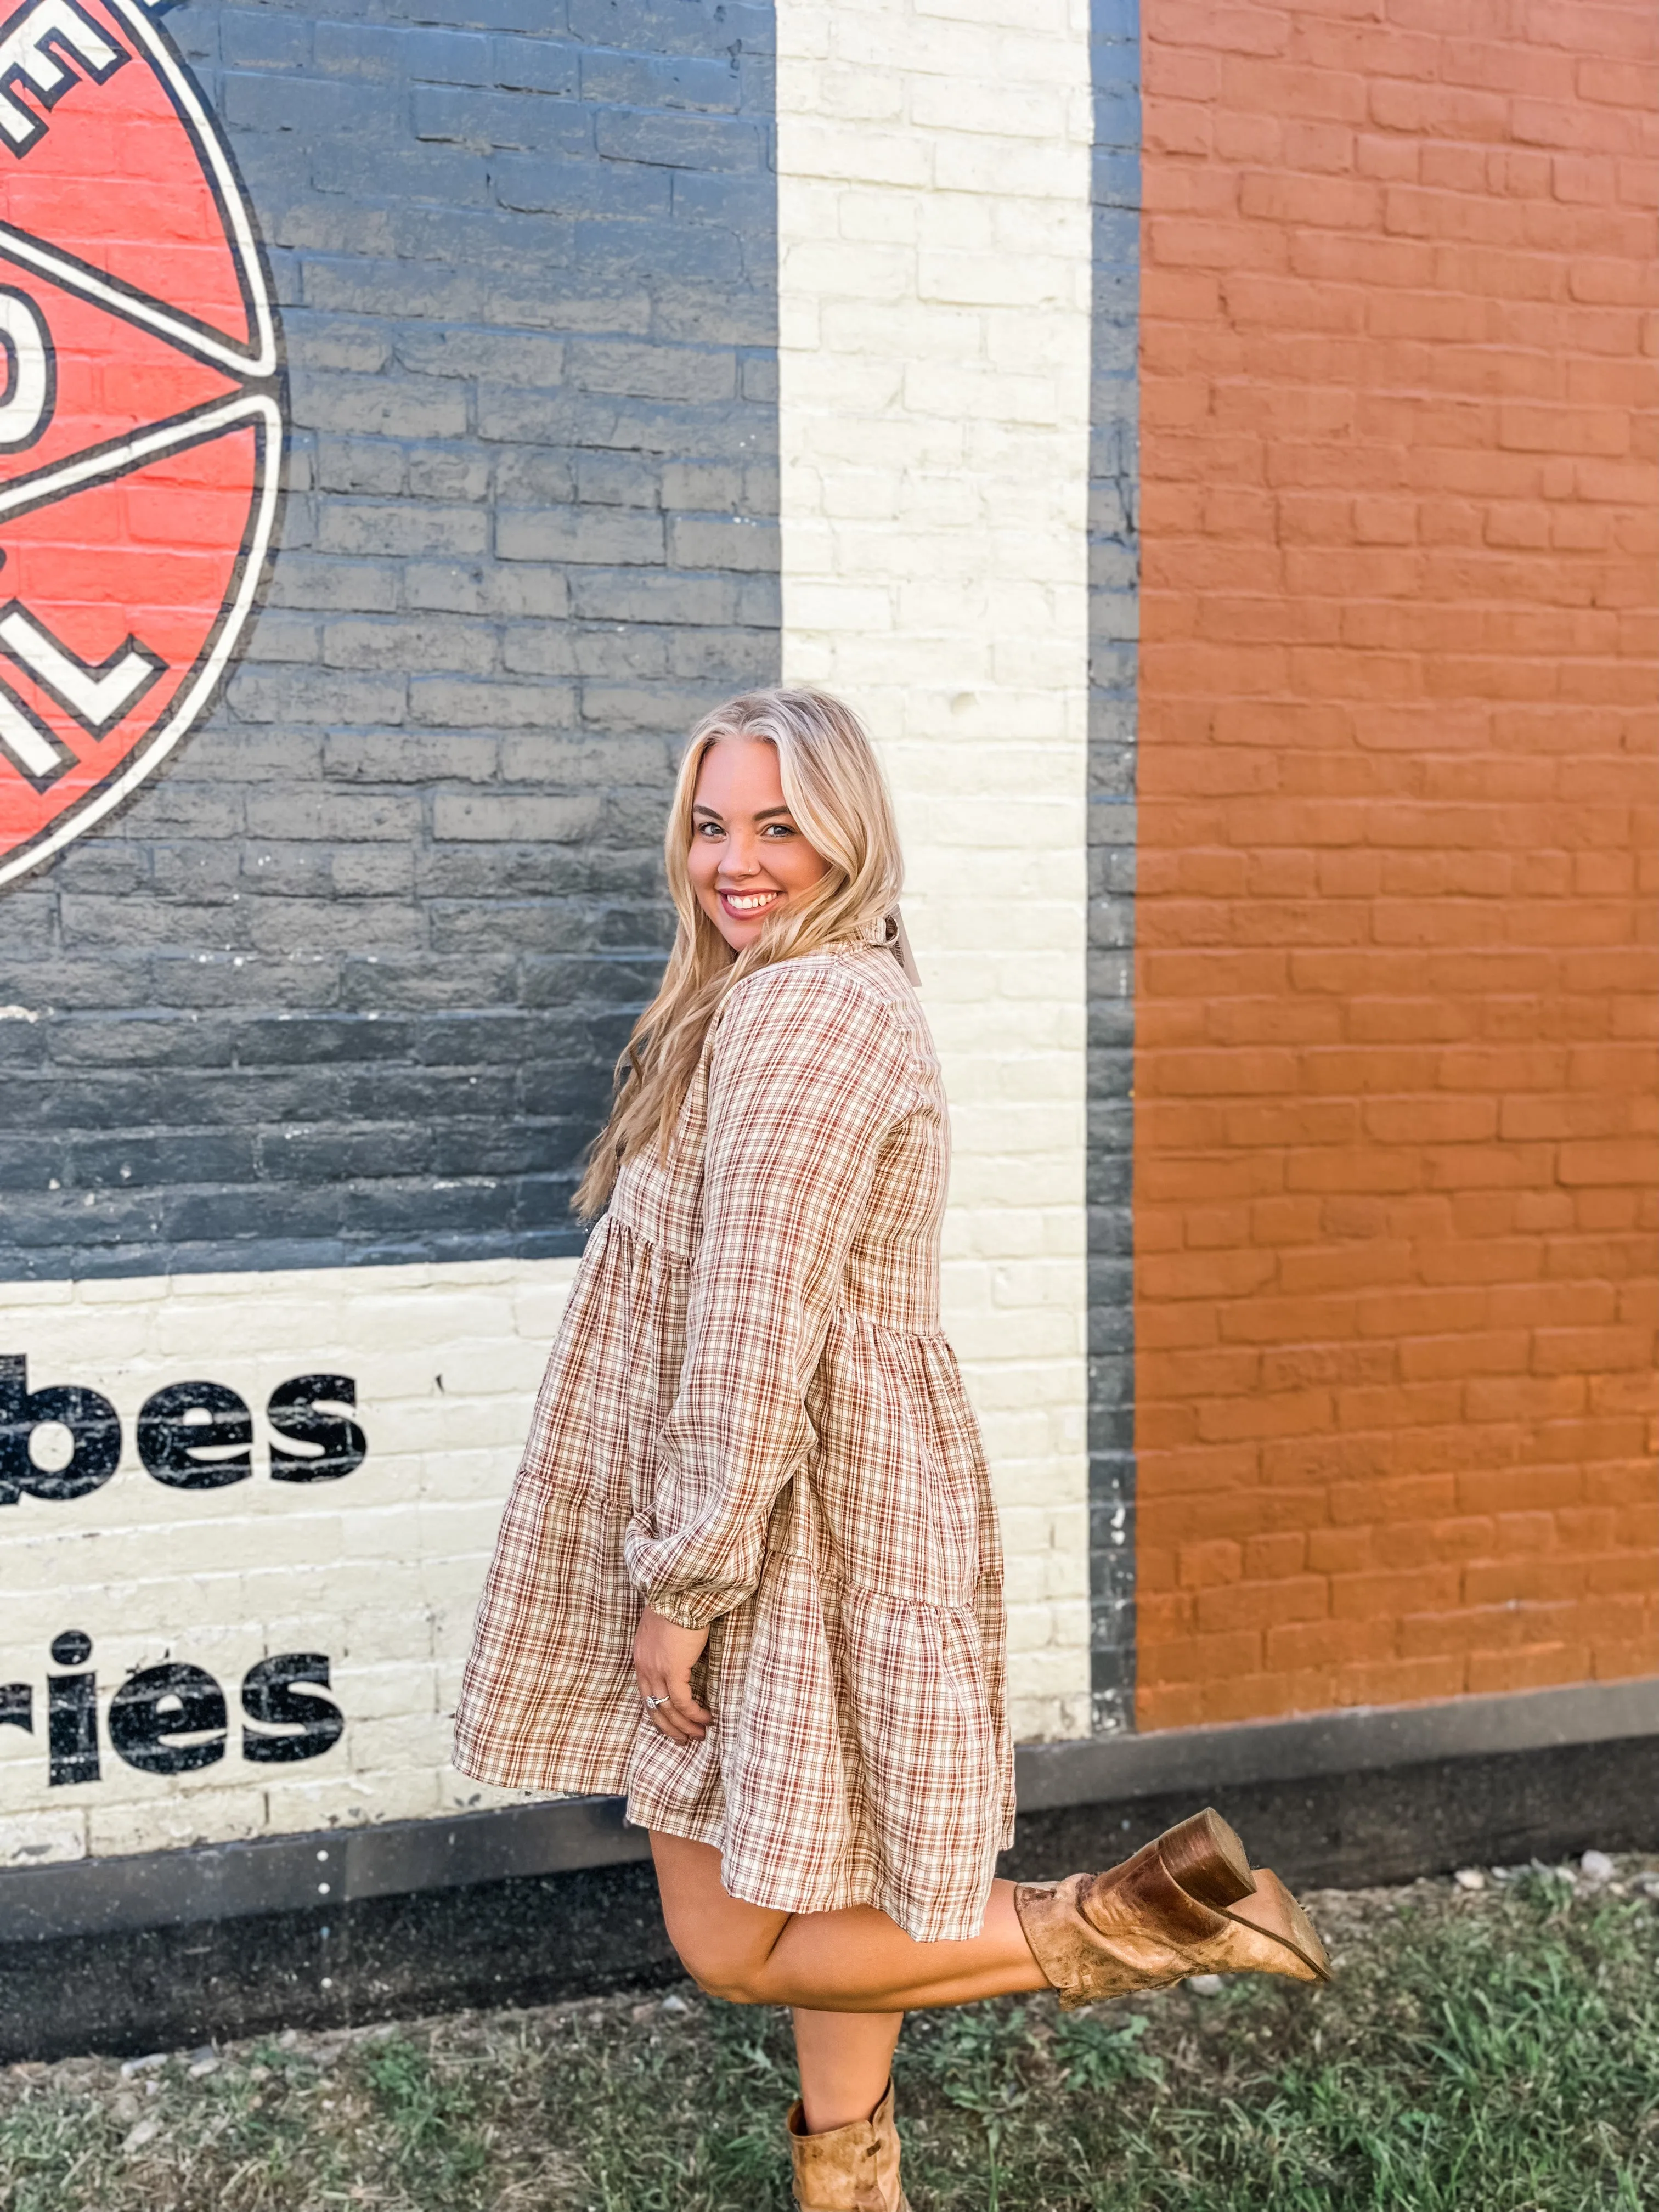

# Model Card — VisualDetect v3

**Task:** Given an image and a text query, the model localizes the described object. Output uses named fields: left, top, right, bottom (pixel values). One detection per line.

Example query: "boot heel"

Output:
left=1155, top=1807, right=1254, bottom=1910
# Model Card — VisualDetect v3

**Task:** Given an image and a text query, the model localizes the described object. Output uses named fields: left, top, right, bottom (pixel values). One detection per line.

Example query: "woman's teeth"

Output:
left=723, top=890, right=778, bottom=913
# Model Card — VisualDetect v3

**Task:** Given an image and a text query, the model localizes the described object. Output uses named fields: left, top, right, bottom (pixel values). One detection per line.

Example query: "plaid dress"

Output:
left=452, top=940, right=1015, bottom=1943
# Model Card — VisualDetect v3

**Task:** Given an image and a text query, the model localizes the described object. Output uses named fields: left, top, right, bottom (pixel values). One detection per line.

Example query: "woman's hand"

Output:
left=634, top=1608, right=713, bottom=1743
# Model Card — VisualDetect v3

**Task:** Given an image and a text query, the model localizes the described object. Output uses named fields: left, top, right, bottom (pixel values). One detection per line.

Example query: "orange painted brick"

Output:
left=1454, top=1469, right=1584, bottom=1519
left=1154, top=1, right=1290, bottom=61
left=1260, top=1344, right=1397, bottom=1393
left=1398, top=1330, right=1532, bottom=1382
left=1188, top=1672, right=1308, bottom=1725
left=1577, top=1537, right=1655, bottom=1592
left=1465, top=1645, right=1593, bottom=1696
left=1194, top=1389, right=1335, bottom=1444
left=1373, top=1517, right=1498, bottom=1570
left=1330, top=1566, right=1462, bottom=1621
left=1264, top=1616, right=1397, bottom=1671
left=1305, top=1527, right=1376, bottom=1576
left=1531, top=1325, right=1653, bottom=1373
left=1139, top=1628, right=1267, bottom=1689
left=1262, top=1432, right=1393, bottom=1488
left=1242, top=1530, right=1310, bottom=1580
left=1339, top=1656, right=1470, bottom=1707
left=1592, top=1640, right=1659, bottom=1684
left=1463, top=1560, right=1590, bottom=1608
left=1137, top=0, right=1658, bottom=1730
left=1197, top=1576, right=1331, bottom=1635
left=1137, top=1684, right=1211, bottom=1731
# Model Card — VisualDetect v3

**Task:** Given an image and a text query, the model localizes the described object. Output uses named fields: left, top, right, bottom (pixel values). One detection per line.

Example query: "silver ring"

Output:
left=644, top=1695, right=669, bottom=1710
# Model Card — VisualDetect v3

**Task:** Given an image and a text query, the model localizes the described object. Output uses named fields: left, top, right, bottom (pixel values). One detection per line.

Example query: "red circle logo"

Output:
left=0, top=0, right=281, bottom=889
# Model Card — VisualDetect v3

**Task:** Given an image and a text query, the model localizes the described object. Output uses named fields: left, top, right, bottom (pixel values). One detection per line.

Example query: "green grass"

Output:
left=3, top=1861, right=1658, bottom=2210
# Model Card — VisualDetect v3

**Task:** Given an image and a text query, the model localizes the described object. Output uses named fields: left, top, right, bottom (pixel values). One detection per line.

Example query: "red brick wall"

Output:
left=1135, top=0, right=1659, bottom=1729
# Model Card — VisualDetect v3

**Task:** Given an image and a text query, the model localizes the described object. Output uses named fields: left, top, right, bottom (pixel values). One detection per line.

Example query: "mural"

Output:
left=0, top=0, right=281, bottom=889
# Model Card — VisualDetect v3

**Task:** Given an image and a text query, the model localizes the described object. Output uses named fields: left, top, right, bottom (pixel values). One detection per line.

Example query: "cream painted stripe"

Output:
left=0, top=1257, right=576, bottom=1867
left=775, top=0, right=1095, bottom=1740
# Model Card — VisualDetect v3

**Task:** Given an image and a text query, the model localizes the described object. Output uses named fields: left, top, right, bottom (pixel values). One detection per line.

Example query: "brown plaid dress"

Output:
left=452, top=940, right=1015, bottom=1943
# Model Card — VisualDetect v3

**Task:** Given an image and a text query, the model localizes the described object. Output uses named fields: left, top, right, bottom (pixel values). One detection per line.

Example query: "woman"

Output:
left=454, top=689, right=1328, bottom=2210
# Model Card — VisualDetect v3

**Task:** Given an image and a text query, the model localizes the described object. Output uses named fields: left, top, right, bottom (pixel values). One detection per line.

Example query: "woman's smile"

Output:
left=720, top=885, right=783, bottom=918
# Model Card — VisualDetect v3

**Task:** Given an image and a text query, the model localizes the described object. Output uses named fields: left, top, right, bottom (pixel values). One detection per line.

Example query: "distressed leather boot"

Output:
left=1015, top=1806, right=1331, bottom=2011
left=786, top=2077, right=909, bottom=2211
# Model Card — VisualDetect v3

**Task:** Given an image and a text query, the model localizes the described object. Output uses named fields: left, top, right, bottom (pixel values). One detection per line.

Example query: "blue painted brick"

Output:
left=594, top=106, right=765, bottom=171
left=579, top=48, right=740, bottom=112
left=218, top=9, right=313, bottom=69
left=0, top=1, right=781, bottom=1283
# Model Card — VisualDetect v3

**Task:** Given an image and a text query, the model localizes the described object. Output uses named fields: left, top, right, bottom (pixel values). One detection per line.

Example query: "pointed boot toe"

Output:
left=1015, top=1806, right=1331, bottom=2011
left=1215, top=1866, right=1331, bottom=1983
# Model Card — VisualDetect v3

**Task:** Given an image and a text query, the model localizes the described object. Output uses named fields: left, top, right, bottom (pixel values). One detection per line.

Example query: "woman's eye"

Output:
left=762, top=822, right=795, bottom=838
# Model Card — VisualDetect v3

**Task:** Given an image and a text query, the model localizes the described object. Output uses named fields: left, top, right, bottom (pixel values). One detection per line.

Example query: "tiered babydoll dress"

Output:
left=452, top=938, right=1014, bottom=1943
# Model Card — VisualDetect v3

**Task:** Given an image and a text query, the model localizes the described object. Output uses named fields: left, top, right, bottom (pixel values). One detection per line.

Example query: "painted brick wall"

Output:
left=0, top=0, right=778, bottom=1281
left=1135, top=0, right=1659, bottom=1728
left=0, top=1258, right=568, bottom=1865
left=1087, top=0, right=1140, bottom=1733
left=775, top=0, right=1095, bottom=1742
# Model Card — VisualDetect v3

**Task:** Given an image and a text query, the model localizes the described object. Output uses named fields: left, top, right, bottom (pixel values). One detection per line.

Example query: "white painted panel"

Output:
left=0, top=1258, right=575, bottom=1867
left=776, top=0, right=1095, bottom=1738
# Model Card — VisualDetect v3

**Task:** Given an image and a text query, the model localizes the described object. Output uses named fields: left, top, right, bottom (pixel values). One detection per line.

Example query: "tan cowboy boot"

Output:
left=786, top=2077, right=909, bottom=2211
left=1015, top=1807, right=1331, bottom=2011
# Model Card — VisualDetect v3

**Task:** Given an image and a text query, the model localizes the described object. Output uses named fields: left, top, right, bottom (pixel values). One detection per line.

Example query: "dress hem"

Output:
left=627, top=1796, right=1013, bottom=1947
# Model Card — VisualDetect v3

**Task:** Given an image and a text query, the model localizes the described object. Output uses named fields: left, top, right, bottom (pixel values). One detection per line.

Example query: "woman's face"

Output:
left=689, top=736, right=830, bottom=953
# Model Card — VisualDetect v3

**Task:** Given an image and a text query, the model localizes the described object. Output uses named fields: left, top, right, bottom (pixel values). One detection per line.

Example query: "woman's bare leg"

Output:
left=650, top=1832, right=1047, bottom=2014
left=791, top=2008, right=904, bottom=2133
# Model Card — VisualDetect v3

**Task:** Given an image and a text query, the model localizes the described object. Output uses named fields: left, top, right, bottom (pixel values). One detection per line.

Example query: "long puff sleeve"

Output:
left=623, top=956, right=914, bottom=1629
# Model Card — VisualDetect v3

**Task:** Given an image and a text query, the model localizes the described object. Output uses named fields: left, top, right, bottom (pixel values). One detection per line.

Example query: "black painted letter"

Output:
left=268, top=1374, right=365, bottom=1483
left=0, top=1356, right=121, bottom=1506
left=108, top=1662, right=227, bottom=1775
left=47, top=1630, right=99, bottom=1785
left=241, top=1652, right=344, bottom=1764
left=138, top=1380, right=253, bottom=1491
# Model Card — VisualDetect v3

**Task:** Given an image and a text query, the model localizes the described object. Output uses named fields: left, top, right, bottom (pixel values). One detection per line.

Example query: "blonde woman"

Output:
left=454, top=690, right=1329, bottom=2209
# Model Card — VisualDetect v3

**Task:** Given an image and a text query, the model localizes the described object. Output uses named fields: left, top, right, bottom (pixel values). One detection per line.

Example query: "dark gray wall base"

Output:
left=5, top=1723, right=1659, bottom=2062
left=1003, top=1731, right=1659, bottom=1896
left=0, top=1793, right=650, bottom=1947
left=0, top=1861, right=676, bottom=2068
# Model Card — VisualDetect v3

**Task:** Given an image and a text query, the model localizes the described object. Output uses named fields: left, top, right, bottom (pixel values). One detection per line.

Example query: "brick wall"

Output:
left=0, top=0, right=778, bottom=1281
left=1087, top=0, right=1141, bottom=1733
left=1135, top=0, right=1659, bottom=1727
left=0, top=1258, right=568, bottom=1865
left=775, top=0, right=1096, bottom=1741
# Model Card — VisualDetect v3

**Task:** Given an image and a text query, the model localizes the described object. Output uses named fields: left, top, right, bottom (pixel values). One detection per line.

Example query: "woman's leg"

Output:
left=651, top=1831, right=1047, bottom=2015
left=791, top=2008, right=904, bottom=2133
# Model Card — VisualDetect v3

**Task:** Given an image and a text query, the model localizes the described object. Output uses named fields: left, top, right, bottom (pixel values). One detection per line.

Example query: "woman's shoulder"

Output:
left=719, top=941, right=917, bottom=1050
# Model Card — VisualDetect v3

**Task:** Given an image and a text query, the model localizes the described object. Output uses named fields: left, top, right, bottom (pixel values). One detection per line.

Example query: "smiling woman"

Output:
left=453, top=689, right=1328, bottom=2210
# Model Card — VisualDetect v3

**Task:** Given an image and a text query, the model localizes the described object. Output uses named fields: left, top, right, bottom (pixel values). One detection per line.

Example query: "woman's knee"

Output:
left=651, top=1832, right=783, bottom=2003
left=657, top=1889, right=776, bottom=2001
left=664, top=1923, right=772, bottom=2004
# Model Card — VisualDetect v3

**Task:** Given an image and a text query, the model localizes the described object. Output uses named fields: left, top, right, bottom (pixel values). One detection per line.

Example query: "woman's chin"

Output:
left=703, top=904, right=775, bottom=954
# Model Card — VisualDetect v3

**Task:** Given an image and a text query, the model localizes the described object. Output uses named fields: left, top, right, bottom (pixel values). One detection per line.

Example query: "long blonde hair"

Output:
left=573, top=687, right=904, bottom=1218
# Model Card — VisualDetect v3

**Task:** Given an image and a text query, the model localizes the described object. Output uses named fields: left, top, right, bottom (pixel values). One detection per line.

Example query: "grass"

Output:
left=4, top=1857, right=1659, bottom=2210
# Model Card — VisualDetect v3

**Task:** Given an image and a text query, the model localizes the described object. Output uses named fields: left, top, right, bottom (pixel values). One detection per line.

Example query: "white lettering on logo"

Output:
left=0, top=682, right=64, bottom=781
left=0, top=0, right=127, bottom=156
left=0, top=285, right=52, bottom=450
left=0, top=602, right=163, bottom=733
